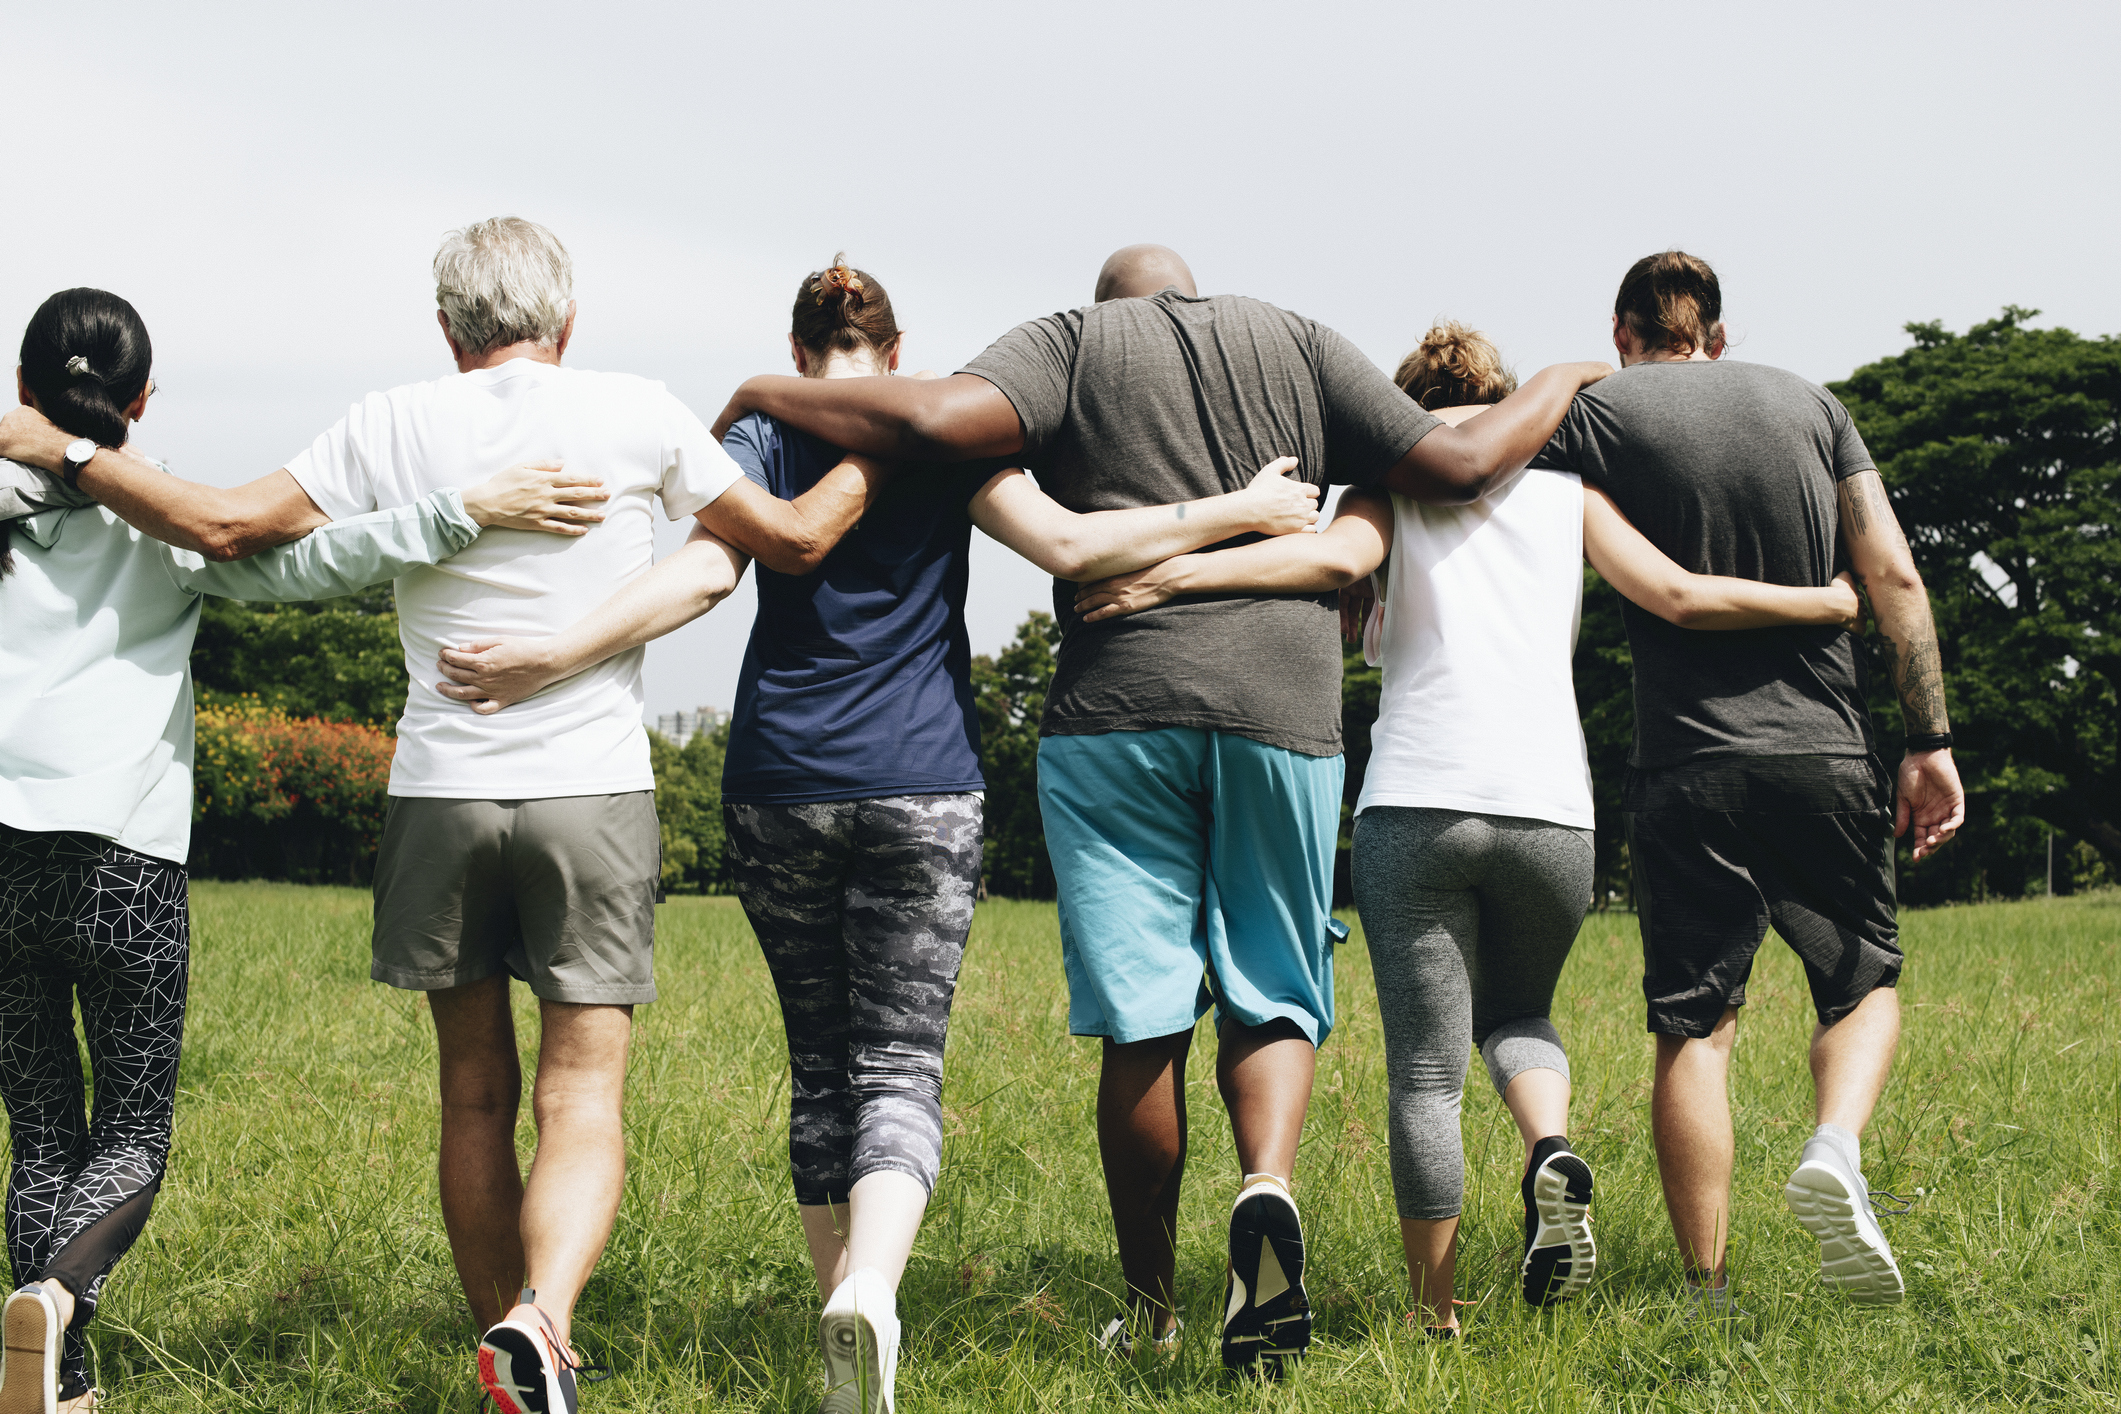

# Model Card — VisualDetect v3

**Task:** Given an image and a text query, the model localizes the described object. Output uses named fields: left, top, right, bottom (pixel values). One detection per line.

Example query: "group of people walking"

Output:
left=0, top=218, right=1964, bottom=1414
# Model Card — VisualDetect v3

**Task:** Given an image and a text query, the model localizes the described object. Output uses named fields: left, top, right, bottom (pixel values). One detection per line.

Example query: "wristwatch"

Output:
left=60, top=438, right=97, bottom=487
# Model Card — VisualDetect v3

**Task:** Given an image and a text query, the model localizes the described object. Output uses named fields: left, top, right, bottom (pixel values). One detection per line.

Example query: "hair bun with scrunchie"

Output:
left=812, top=258, right=866, bottom=310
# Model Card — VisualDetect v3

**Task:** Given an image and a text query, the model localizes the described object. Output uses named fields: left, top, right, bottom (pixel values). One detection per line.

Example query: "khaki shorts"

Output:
left=371, top=792, right=660, bottom=1005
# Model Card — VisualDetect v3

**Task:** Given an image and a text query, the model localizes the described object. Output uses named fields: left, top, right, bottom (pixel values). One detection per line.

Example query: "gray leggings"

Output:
left=1352, top=806, right=1595, bottom=1220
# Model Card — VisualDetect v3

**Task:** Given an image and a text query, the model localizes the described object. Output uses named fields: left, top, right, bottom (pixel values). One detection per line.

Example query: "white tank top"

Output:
left=1354, top=465, right=1595, bottom=829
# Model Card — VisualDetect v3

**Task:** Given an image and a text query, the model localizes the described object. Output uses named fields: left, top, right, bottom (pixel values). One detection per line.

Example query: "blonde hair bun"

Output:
left=1393, top=320, right=1517, bottom=410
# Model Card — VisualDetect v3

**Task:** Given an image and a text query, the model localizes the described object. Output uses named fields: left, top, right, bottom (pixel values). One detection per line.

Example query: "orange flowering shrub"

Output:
left=191, top=697, right=396, bottom=883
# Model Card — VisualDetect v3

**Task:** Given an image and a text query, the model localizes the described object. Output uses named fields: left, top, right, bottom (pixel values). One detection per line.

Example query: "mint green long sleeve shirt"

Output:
left=0, top=488, right=481, bottom=863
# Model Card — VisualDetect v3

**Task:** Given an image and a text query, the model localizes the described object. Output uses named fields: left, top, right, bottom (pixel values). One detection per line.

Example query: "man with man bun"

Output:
left=1533, top=250, right=1965, bottom=1312
left=712, top=245, right=1611, bottom=1376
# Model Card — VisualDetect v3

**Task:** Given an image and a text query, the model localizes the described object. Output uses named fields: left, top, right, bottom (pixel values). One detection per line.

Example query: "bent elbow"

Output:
left=199, top=527, right=250, bottom=562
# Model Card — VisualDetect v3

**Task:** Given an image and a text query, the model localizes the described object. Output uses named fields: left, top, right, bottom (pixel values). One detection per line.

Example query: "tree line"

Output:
left=188, top=310, right=2118, bottom=903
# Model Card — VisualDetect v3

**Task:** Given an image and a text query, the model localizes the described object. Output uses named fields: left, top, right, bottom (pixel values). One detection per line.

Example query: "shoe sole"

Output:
left=1783, top=1160, right=1904, bottom=1305
left=479, top=1322, right=574, bottom=1414
left=819, top=1305, right=894, bottom=1414
left=0, top=1290, right=57, bottom=1414
left=1222, top=1189, right=1311, bottom=1380
left=1522, top=1154, right=1597, bottom=1307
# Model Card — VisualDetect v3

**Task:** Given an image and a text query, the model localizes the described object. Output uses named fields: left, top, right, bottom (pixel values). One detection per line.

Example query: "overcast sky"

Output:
left=8, top=1, right=2117, bottom=718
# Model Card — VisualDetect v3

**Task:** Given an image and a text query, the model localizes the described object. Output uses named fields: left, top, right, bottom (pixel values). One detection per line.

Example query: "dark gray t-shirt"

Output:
left=1533, top=359, right=1878, bottom=769
left=963, top=290, right=1441, bottom=756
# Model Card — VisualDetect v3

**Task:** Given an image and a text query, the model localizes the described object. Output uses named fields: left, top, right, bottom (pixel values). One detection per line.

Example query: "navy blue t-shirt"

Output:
left=720, top=413, right=992, bottom=803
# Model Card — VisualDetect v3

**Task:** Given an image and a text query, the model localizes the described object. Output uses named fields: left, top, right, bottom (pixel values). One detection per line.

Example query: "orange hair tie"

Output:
left=814, top=265, right=866, bottom=307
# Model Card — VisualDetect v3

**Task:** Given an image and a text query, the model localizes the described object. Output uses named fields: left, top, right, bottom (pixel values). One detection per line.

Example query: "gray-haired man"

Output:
left=0, top=217, right=897, bottom=1413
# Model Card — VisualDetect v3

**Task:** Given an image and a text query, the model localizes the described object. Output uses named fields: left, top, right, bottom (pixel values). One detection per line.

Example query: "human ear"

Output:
left=790, top=333, right=808, bottom=375
left=887, top=337, right=902, bottom=373
left=437, top=309, right=465, bottom=364
left=126, top=382, right=151, bottom=422
left=15, top=366, right=29, bottom=408
left=554, top=302, right=576, bottom=360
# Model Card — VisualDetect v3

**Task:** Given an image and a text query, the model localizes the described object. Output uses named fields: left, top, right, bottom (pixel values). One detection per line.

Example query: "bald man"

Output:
left=712, top=248, right=1610, bottom=1377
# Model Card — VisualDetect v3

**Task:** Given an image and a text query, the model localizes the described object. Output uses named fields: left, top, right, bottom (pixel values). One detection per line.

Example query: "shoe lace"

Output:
left=1869, top=1189, right=1913, bottom=1217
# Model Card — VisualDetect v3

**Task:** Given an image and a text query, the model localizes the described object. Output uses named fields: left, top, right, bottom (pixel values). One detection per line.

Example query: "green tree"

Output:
left=971, top=611, right=1061, bottom=898
left=1831, top=309, right=2121, bottom=895
left=650, top=723, right=733, bottom=894
left=191, top=585, right=408, bottom=728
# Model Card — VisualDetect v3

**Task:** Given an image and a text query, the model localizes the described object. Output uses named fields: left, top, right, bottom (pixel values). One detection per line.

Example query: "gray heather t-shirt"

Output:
left=1532, top=359, right=1878, bottom=769
left=964, top=290, right=1441, bottom=756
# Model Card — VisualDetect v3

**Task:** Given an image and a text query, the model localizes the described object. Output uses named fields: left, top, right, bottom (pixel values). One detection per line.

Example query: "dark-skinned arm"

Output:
left=710, top=373, right=1024, bottom=461
left=1382, top=361, right=1612, bottom=504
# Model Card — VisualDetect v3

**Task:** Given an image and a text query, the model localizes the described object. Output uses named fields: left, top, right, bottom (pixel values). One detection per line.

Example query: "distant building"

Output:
left=651, top=704, right=730, bottom=747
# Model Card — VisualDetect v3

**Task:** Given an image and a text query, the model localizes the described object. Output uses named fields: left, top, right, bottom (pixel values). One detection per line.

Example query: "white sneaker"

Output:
left=1, top=1284, right=61, bottom=1414
left=478, top=1299, right=584, bottom=1414
left=1097, top=1314, right=1181, bottom=1361
left=820, top=1268, right=899, bottom=1414
left=1783, top=1137, right=1904, bottom=1305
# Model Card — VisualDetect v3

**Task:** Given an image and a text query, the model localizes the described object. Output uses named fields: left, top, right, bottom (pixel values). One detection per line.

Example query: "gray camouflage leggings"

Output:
left=725, top=794, right=982, bottom=1206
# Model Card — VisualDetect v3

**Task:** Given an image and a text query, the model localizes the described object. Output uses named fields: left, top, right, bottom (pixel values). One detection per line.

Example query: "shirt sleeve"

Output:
left=1825, top=394, right=1877, bottom=482
left=282, top=393, right=389, bottom=519
left=656, top=397, right=748, bottom=520
left=1528, top=396, right=1615, bottom=485
left=960, top=312, right=1083, bottom=465
left=166, top=488, right=481, bottom=601
left=1312, top=324, right=1444, bottom=487
left=719, top=413, right=776, bottom=493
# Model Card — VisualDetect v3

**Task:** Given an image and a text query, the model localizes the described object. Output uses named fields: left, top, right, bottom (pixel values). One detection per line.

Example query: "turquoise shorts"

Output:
left=1037, top=728, right=1347, bottom=1047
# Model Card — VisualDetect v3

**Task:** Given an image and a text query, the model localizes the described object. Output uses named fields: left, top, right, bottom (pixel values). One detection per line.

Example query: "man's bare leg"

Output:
left=1651, top=1007, right=1739, bottom=1283
left=1812, top=986, right=1900, bottom=1134
left=1216, top=1018, right=1316, bottom=1184
left=430, top=976, right=527, bottom=1332
left=512, top=999, right=634, bottom=1349
left=1097, top=1029, right=1193, bottom=1338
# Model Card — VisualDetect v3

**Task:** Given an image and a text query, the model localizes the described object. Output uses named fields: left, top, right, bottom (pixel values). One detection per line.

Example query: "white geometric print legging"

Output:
left=0, top=825, right=189, bottom=1401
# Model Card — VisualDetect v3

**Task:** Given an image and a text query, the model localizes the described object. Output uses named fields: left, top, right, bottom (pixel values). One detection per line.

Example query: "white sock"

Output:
left=1814, top=1122, right=1862, bottom=1174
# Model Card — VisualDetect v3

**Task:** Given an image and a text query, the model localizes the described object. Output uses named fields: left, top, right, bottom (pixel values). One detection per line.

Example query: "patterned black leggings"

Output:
left=725, top=794, right=982, bottom=1207
left=0, top=826, right=189, bottom=1400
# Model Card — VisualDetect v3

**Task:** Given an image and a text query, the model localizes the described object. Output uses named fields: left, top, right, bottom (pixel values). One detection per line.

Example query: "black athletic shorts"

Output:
left=1625, top=755, right=1900, bottom=1039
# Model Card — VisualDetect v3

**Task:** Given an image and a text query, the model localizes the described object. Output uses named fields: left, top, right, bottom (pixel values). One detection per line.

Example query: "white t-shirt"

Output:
left=1354, top=466, right=1595, bottom=830
left=286, top=360, right=744, bottom=799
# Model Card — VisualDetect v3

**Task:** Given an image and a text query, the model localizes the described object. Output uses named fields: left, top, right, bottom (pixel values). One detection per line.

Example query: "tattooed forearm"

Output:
left=1843, top=478, right=1871, bottom=537
left=1888, top=634, right=1950, bottom=735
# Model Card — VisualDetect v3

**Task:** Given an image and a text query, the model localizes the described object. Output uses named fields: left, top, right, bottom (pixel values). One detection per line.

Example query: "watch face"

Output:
left=65, top=438, right=98, bottom=465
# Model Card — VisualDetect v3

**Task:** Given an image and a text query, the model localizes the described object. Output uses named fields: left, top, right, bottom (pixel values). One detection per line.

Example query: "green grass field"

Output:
left=27, top=885, right=2120, bottom=1411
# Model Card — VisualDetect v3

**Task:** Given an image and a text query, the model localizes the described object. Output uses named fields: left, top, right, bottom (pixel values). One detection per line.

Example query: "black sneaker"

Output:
left=1521, top=1138, right=1596, bottom=1306
left=1221, top=1179, right=1311, bottom=1379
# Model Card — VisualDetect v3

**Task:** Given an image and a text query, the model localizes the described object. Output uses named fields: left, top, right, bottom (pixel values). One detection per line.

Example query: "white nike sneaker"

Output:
left=1, top=1284, right=61, bottom=1414
left=1783, top=1137, right=1904, bottom=1305
left=1221, top=1176, right=1311, bottom=1379
left=478, top=1299, right=584, bottom=1414
left=1097, top=1314, right=1181, bottom=1361
left=820, top=1268, right=900, bottom=1414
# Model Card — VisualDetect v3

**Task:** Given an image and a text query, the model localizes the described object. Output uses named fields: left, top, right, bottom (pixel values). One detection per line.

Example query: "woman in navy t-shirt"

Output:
left=721, top=258, right=1330, bottom=1412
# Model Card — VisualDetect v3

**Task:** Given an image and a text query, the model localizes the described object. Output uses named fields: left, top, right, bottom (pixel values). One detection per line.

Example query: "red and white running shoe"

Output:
left=479, top=1298, right=582, bottom=1414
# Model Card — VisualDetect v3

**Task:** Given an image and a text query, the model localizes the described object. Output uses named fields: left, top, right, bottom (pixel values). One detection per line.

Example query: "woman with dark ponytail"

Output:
left=0, top=289, right=595, bottom=1414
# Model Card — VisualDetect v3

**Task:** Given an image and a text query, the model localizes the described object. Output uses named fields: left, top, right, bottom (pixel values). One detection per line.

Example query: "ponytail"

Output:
left=790, top=254, right=900, bottom=365
left=19, top=288, right=152, bottom=448
left=1614, top=250, right=1724, bottom=358
left=6, top=289, right=151, bottom=574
